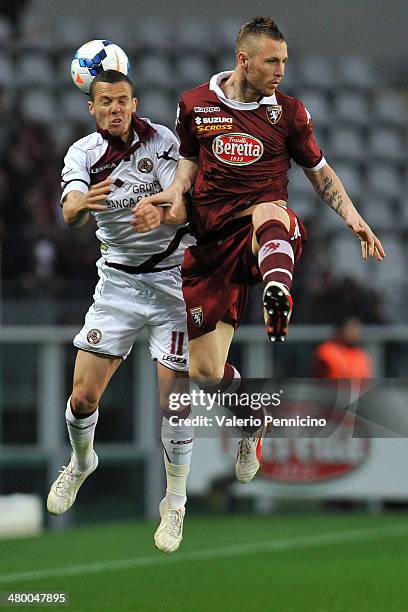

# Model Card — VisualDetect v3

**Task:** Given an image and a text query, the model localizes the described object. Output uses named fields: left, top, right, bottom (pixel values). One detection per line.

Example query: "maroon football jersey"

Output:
left=176, top=71, right=325, bottom=237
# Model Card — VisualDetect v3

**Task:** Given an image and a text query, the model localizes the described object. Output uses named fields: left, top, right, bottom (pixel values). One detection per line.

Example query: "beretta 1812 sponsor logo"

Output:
left=212, top=133, right=264, bottom=166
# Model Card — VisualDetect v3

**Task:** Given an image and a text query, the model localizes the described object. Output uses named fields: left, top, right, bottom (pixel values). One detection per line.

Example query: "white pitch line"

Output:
left=0, top=524, right=407, bottom=585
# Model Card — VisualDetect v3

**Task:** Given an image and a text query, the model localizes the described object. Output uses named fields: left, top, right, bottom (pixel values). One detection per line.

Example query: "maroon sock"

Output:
left=256, top=220, right=294, bottom=291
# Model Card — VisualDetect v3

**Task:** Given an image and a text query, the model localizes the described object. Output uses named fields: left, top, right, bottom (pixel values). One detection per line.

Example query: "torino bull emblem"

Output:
left=266, top=105, right=282, bottom=125
left=190, top=306, right=203, bottom=327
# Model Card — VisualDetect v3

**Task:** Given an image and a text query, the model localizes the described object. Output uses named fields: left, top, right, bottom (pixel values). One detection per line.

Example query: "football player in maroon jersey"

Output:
left=132, top=16, right=385, bottom=483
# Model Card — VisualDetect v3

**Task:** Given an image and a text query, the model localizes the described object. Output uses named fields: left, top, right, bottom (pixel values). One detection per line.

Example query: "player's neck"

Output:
left=121, top=128, right=134, bottom=146
left=220, top=73, right=263, bottom=104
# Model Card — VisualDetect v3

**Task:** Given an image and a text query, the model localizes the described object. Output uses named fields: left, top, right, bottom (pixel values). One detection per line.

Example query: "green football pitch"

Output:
left=0, top=512, right=407, bottom=611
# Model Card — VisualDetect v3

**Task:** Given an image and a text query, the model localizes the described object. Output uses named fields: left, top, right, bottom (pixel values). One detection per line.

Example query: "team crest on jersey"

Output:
left=87, top=329, right=102, bottom=345
left=266, top=105, right=282, bottom=125
left=190, top=306, right=203, bottom=327
left=138, top=158, right=154, bottom=173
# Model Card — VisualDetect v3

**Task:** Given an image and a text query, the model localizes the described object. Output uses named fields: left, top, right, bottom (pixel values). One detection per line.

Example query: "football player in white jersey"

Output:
left=47, top=70, right=192, bottom=553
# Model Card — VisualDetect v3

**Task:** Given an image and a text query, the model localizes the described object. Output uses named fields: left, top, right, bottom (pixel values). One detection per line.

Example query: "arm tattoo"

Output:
left=316, top=177, right=345, bottom=219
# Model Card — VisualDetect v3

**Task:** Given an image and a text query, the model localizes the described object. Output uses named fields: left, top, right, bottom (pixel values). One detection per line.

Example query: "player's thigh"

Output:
left=148, top=291, right=189, bottom=372
left=189, top=321, right=235, bottom=381
left=74, top=262, right=148, bottom=359
left=72, top=349, right=122, bottom=407
left=252, top=200, right=290, bottom=254
left=156, top=362, right=190, bottom=417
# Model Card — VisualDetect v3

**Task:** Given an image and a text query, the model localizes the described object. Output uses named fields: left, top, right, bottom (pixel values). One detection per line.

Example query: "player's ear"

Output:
left=132, top=97, right=138, bottom=112
left=237, top=51, right=248, bottom=70
left=88, top=100, right=94, bottom=116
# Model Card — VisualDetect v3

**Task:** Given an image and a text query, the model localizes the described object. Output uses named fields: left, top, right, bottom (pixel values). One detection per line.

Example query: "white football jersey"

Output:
left=61, top=116, right=191, bottom=268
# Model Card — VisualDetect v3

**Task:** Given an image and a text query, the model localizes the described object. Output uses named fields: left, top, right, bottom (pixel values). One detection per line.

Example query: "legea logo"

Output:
left=212, top=133, right=264, bottom=166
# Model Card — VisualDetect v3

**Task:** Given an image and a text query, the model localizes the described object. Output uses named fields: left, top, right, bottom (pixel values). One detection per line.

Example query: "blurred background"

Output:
left=0, top=2, right=408, bottom=608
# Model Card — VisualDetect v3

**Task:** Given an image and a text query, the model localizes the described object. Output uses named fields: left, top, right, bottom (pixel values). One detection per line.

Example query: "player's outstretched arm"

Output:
left=131, top=158, right=198, bottom=233
left=304, top=163, right=386, bottom=261
left=63, top=178, right=112, bottom=227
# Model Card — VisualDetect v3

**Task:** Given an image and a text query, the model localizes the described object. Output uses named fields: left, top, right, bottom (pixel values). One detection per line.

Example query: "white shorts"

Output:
left=74, top=259, right=188, bottom=371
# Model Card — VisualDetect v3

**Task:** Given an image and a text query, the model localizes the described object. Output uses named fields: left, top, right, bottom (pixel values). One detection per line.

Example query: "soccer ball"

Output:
left=71, top=40, right=130, bottom=94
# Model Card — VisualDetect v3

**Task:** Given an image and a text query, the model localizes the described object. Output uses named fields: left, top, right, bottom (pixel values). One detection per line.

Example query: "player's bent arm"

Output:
left=63, top=191, right=91, bottom=227
left=303, top=162, right=355, bottom=222
left=62, top=178, right=111, bottom=228
left=171, top=157, right=199, bottom=194
left=134, top=157, right=198, bottom=223
left=304, top=163, right=386, bottom=261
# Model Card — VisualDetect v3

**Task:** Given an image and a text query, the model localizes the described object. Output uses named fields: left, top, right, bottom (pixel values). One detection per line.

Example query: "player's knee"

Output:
left=253, top=201, right=289, bottom=228
left=189, top=361, right=224, bottom=382
left=71, top=388, right=99, bottom=416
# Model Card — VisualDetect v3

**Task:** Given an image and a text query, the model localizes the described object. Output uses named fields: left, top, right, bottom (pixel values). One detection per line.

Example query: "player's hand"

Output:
left=345, top=212, right=386, bottom=261
left=131, top=202, right=163, bottom=233
left=79, top=178, right=112, bottom=212
left=134, top=187, right=187, bottom=225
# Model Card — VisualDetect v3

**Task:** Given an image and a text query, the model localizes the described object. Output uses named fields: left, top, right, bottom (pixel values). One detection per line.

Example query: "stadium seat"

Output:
left=134, top=55, right=174, bottom=90
left=133, top=19, right=172, bottom=51
left=370, top=235, right=406, bottom=287
left=17, top=54, right=55, bottom=87
left=20, top=89, right=58, bottom=126
left=290, top=193, right=317, bottom=220
left=328, top=126, right=365, bottom=162
left=0, top=16, right=13, bottom=47
left=215, top=17, right=245, bottom=51
left=137, top=90, right=176, bottom=128
left=53, top=17, right=92, bottom=50
left=337, top=55, right=375, bottom=89
left=372, top=91, right=408, bottom=127
left=296, top=54, right=336, bottom=90
left=86, top=17, right=133, bottom=50
left=17, top=12, right=54, bottom=50
left=357, top=194, right=396, bottom=232
left=176, top=54, right=212, bottom=90
left=0, top=53, right=13, bottom=87
left=213, top=52, right=236, bottom=75
left=366, top=126, right=404, bottom=163
left=366, top=163, right=401, bottom=199
left=176, top=17, right=214, bottom=53
left=331, top=234, right=369, bottom=281
left=57, top=53, right=75, bottom=88
left=59, top=89, right=94, bottom=125
left=333, top=91, right=370, bottom=126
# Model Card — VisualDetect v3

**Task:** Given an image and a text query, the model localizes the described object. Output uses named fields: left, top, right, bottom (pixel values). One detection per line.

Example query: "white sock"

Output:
left=164, top=458, right=190, bottom=509
left=65, top=398, right=98, bottom=472
left=161, top=415, right=194, bottom=509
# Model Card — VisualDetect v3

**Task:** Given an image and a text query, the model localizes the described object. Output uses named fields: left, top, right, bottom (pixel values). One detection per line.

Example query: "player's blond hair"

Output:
left=236, top=16, right=285, bottom=56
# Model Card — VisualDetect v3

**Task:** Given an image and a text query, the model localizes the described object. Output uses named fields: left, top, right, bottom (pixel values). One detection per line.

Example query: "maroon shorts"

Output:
left=182, top=208, right=307, bottom=340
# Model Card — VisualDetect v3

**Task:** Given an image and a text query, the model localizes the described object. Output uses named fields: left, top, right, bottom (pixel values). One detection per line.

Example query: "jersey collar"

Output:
left=209, top=71, right=277, bottom=110
left=97, top=114, right=156, bottom=150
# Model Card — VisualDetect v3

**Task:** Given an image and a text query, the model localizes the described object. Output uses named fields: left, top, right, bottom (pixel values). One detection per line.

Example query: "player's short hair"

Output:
left=236, top=16, right=285, bottom=55
left=89, top=70, right=136, bottom=100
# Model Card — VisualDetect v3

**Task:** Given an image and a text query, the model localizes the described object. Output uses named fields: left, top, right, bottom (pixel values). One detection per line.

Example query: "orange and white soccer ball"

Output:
left=71, top=40, right=129, bottom=94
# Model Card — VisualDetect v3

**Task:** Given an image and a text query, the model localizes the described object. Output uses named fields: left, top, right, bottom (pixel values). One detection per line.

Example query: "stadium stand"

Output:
left=0, top=13, right=407, bottom=326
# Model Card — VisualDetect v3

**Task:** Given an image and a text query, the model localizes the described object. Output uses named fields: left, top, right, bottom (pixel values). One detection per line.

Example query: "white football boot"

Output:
left=235, top=435, right=264, bottom=483
left=47, top=452, right=98, bottom=515
left=154, top=498, right=185, bottom=553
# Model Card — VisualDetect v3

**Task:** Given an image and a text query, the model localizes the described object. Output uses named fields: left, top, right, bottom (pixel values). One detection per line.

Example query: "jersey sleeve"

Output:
left=288, top=100, right=326, bottom=171
left=151, top=126, right=180, bottom=190
left=175, top=95, right=199, bottom=159
left=61, top=142, right=90, bottom=203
